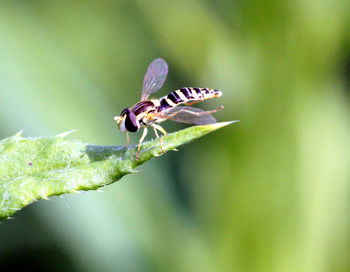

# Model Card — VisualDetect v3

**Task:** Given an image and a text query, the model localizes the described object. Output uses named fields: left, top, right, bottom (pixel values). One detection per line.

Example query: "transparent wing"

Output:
left=141, top=58, right=168, bottom=101
left=159, top=106, right=220, bottom=125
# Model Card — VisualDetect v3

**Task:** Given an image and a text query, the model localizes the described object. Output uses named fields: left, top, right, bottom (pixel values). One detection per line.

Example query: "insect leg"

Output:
left=136, top=127, right=148, bottom=161
left=152, top=124, right=167, bottom=154
left=153, top=126, right=160, bottom=138
left=153, top=124, right=178, bottom=151
left=126, top=131, right=130, bottom=147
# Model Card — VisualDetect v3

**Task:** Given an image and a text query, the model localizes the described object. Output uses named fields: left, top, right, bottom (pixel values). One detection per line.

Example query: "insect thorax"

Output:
left=131, top=100, right=159, bottom=126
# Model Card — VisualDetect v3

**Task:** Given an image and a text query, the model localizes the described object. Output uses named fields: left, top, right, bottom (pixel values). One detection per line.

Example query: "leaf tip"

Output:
left=57, top=130, right=76, bottom=138
left=210, top=120, right=240, bottom=129
left=14, top=129, right=25, bottom=138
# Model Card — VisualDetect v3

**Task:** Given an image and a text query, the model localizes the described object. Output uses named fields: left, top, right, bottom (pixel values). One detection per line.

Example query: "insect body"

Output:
left=114, top=58, right=223, bottom=160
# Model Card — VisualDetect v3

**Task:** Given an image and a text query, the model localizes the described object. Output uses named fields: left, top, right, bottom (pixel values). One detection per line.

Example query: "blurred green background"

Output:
left=1, top=0, right=350, bottom=271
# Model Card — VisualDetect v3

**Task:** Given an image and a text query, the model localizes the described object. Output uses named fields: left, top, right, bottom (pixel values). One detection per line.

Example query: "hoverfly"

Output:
left=114, top=58, right=223, bottom=160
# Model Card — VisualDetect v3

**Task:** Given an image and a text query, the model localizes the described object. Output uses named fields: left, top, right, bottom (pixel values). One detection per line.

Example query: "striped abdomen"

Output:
left=157, top=87, right=222, bottom=111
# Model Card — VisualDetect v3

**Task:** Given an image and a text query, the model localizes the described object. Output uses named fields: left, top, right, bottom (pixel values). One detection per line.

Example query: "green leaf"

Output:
left=0, top=121, right=236, bottom=220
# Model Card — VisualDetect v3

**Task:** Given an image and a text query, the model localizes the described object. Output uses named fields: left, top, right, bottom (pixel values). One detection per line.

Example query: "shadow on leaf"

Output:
left=85, top=145, right=129, bottom=162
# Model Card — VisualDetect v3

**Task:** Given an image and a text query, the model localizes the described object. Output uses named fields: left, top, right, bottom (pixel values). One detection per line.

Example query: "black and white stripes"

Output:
left=157, top=87, right=222, bottom=111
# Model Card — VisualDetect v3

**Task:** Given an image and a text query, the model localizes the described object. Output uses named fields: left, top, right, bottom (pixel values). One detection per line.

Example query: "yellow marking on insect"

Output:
left=146, top=112, right=156, bottom=121
left=151, top=99, right=161, bottom=107
left=137, top=112, right=147, bottom=120
left=176, top=90, right=187, bottom=101
left=191, top=89, right=199, bottom=100
left=165, top=98, right=175, bottom=106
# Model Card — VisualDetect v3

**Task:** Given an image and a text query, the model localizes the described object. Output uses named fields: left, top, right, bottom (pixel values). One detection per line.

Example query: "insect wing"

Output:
left=161, top=106, right=217, bottom=125
left=141, top=58, right=168, bottom=101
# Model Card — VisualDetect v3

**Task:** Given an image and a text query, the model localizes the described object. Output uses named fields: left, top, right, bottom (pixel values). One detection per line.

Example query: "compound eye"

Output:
left=125, top=110, right=139, bottom=132
left=120, top=108, right=129, bottom=116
